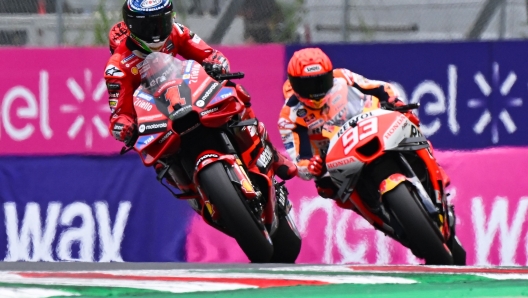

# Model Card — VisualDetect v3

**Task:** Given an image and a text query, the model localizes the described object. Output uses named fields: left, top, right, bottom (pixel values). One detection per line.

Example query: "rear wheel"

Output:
left=449, top=235, right=466, bottom=265
left=384, top=184, right=454, bottom=265
left=270, top=215, right=302, bottom=263
left=199, top=162, right=273, bottom=263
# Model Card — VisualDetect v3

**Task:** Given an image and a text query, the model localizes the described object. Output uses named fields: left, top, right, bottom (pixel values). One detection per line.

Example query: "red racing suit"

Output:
left=278, top=69, right=402, bottom=180
left=104, top=22, right=229, bottom=141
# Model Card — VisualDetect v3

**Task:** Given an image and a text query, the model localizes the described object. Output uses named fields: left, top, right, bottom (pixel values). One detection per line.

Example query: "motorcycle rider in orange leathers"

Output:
left=105, top=0, right=297, bottom=194
left=278, top=48, right=423, bottom=205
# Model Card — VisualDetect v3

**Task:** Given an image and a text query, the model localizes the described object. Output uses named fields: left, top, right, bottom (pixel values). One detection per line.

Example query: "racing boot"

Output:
left=258, top=121, right=298, bottom=180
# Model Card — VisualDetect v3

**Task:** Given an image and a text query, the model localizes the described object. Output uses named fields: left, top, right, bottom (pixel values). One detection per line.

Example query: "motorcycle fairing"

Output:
left=193, top=151, right=277, bottom=234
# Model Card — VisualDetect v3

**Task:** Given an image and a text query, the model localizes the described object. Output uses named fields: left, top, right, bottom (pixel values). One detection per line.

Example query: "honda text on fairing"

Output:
left=321, top=92, right=466, bottom=265
left=123, top=52, right=301, bottom=263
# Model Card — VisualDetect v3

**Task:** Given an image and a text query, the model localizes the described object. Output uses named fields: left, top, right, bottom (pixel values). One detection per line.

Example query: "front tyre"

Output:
left=199, top=162, right=274, bottom=263
left=384, top=184, right=454, bottom=265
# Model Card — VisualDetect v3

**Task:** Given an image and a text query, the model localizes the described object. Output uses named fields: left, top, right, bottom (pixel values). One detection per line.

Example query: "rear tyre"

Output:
left=449, top=236, right=467, bottom=265
left=199, top=162, right=273, bottom=263
left=270, top=215, right=302, bottom=263
left=384, top=184, right=454, bottom=265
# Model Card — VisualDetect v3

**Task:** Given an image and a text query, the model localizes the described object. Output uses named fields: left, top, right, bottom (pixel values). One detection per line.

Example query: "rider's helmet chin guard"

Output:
left=123, top=0, right=174, bottom=52
left=287, top=47, right=334, bottom=110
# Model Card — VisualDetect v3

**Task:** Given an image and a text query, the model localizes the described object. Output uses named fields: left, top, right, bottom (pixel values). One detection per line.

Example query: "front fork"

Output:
left=379, top=152, right=452, bottom=240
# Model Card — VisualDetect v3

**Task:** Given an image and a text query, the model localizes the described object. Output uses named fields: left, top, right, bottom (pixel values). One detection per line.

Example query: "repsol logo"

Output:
left=337, top=112, right=373, bottom=137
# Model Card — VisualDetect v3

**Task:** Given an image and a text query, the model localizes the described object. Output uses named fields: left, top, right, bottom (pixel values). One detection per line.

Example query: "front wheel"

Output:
left=384, top=184, right=454, bottom=265
left=199, top=162, right=273, bottom=263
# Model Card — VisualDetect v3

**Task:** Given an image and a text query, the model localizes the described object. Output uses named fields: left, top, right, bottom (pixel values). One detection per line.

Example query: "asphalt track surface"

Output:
left=0, top=263, right=527, bottom=297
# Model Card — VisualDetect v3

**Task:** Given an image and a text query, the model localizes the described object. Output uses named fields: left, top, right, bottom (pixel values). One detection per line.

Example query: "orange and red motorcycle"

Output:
left=123, top=53, right=301, bottom=263
left=323, top=100, right=466, bottom=265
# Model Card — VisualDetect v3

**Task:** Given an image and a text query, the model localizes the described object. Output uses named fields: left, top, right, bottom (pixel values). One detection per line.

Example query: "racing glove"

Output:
left=308, top=155, right=324, bottom=177
left=202, top=50, right=230, bottom=75
left=111, top=117, right=137, bottom=146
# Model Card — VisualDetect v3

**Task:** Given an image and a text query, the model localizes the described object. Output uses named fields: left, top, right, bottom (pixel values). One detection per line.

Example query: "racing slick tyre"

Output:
left=448, top=235, right=467, bottom=265
left=270, top=215, right=302, bottom=263
left=199, top=162, right=274, bottom=263
left=383, top=184, right=454, bottom=265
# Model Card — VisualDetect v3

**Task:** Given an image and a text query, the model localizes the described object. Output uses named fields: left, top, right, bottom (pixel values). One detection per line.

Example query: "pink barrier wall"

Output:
left=186, top=147, right=528, bottom=266
left=0, top=45, right=285, bottom=154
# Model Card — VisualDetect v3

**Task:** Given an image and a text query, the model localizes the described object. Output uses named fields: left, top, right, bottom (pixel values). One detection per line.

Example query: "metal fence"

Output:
left=0, top=0, right=526, bottom=47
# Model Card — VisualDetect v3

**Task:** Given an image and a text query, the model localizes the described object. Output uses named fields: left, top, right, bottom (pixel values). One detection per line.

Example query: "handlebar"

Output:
left=216, top=72, right=245, bottom=80
left=203, top=63, right=245, bottom=81
left=382, top=102, right=420, bottom=112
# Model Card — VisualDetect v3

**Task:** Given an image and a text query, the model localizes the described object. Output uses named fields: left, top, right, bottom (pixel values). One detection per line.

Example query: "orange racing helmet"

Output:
left=287, top=48, right=333, bottom=109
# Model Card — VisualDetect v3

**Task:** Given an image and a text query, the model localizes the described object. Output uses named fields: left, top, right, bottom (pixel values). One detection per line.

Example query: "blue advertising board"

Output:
left=287, top=41, right=528, bottom=149
left=0, top=155, right=193, bottom=262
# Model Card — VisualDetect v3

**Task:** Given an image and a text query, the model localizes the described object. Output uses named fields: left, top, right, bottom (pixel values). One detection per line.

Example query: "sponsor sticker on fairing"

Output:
left=138, top=120, right=168, bottom=135
left=139, top=114, right=164, bottom=121
left=195, top=82, right=221, bottom=107
left=158, top=131, right=173, bottom=144
left=169, top=105, right=192, bottom=120
left=134, top=99, right=153, bottom=111
left=383, top=115, right=407, bottom=140
left=200, top=107, right=219, bottom=116
left=137, top=91, right=154, bottom=102
left=326, top=157, right=357, bottom=170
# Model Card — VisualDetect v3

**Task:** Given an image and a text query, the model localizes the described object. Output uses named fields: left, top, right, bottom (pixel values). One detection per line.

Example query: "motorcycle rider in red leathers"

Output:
left=105, top=0, right=297, bottom=193
left=279, top=48, right=426, bottom=207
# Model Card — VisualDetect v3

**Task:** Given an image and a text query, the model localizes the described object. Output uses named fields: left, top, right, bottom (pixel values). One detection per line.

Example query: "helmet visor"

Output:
left=288, top=71, right=334, bottom=100
left=127, top=11, right=173, bottom=43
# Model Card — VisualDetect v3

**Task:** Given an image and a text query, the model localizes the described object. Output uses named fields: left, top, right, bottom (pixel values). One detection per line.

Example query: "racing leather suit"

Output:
left=104, top=22, right=297, bottom=182
left=104, top=22, right=227, bottom=135
left=279, top=69, right=402, bottom=181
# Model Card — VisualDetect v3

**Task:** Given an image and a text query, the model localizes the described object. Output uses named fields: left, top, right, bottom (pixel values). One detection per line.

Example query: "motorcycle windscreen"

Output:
left=344, top=86, right=370, bottom=123
left=137, top=52, right=194, bottom=120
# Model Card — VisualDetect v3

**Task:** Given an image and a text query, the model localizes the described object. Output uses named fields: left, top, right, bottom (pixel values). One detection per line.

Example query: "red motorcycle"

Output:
left=123, top=53, right=301, bottom=263
left=323, top=98, right=466, bottom=265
